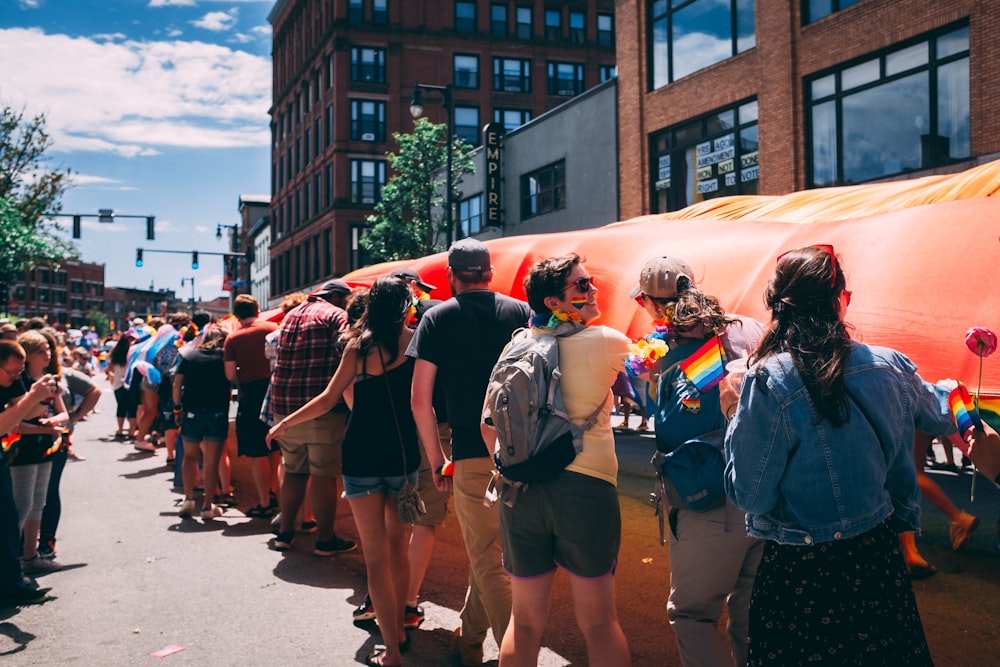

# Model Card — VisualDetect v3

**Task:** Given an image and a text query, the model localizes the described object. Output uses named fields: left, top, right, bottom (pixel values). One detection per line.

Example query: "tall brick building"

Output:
left=266, top=0, right=615, bottom=301
left=616, top=0, right=1000, bottom=220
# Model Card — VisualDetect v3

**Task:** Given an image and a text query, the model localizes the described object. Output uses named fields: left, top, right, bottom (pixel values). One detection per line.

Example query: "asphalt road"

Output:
left=2, top=387, right=999, bottom=665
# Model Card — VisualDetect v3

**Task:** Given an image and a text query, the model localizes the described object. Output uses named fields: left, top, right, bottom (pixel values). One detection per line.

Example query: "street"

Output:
left=2, top=384, right=999, bottom=665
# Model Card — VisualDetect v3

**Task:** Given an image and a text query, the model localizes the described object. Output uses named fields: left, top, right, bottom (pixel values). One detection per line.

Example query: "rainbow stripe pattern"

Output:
left=680, top=335, right=728, bottom=392
left=949, top=385, right=982, bottom=433
left=569, top=297, right=589, bottom=310
left=1, top=432, right=21, bottom=455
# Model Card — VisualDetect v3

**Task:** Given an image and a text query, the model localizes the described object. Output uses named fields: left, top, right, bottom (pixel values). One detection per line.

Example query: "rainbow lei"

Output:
left=406, top=289, right=431, bottom=328
left=530, top=308, right=583, bottom=331
left=625, top=320, right=670, bottom=378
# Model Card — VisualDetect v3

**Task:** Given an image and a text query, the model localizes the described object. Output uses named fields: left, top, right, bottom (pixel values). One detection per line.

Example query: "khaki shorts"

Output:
left=414, top=421, right=453, bottom=527
left=273, top=411, right=345, bottom=477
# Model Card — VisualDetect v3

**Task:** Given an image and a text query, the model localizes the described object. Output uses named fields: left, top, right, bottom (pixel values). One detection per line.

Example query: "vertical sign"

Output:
left=483, top=123, right=504, bottom=227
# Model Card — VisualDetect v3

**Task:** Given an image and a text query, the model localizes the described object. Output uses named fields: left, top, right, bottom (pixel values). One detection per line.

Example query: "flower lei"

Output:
left=530, top=308, right=583, bottom=331
left=405, top=289, right=431, bottom=328
left=174, top=322, right=199, bottom=347
left=625, top=319, right=670, bottom=378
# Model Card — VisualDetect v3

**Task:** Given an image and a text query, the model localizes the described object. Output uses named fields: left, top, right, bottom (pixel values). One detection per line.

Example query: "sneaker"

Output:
left=21, top=555, right=63, bottom=574
left=450, top=627, right=484, bottom=666
left=271, top=531, right=295, bottom=551
left=38, top=536, right=57, bottom=560
left=299, top=520, right=318, bottom=534
left=352, top=593, right=376, bottom=622
left=178, top=499, right=197, bottom=518
left=269, top=513, right=283, bottom=533
left=214, top=492, right=238, bottom=507
left=314, top=536, right=357, bottom=556
left=201, top=504, right=224, bottom=519
left=635, top=420, right=649, bottom=432
left=404, top=603, right=425, bottom=629
left=950, top=511, right=980, bottom=550
left=1, top=586, right=52, bottom=606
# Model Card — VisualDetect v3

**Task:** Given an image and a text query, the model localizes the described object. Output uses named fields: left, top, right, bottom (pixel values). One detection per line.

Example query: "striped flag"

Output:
left=680, top=335, right=728, bottom=392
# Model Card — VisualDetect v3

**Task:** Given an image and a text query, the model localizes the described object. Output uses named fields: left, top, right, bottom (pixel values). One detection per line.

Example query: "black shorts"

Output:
left=114, top=387, right=136, bottom=419
left=235, top=379, right=276, bottom=458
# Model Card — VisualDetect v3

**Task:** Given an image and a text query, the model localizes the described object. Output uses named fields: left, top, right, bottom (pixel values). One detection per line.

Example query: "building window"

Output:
left=521, top=160, right=565, bottom=219
left=600, top=65, right=617, bottom=82
left=350, top=225, right=373, bottom=271
left=491, top=4, right=507, bottom=36
left=350, top=159, right=386, bottom=204
left=323, top=228, right=332, bottom=276
left=454, top=54, right=480, bottom=89
left=516, top=6, right=532, bottom=38
left=544, top=8, right=561, bottom=40
left=314, top=118, right=321, bottom=156
left=326, top=54, right=334, bottom=89
left=806, top=23, right=970, bottom=187
left=372, top=0, right=388, bottom=25
left=351, top=47, right=386, bottom=84
left=597, top=13, right=614, bottom=45
left=494, top=108, right=531, bottom=132
left=326, top=104, right=334, bottom=146
left=326, top=164, right=333, bottom=208
left=803, top=0, right=863, bottom=24
left=547, top=62, right=584, bottom=96
left=304, top=128, right=311, bottom=164
left=493, top=57, right=531, bottom=93
left=348, top=0, right=363, bottom=24
left=458, top=194, right=484, bottom=237
left=650, top=99, right=759, bottom=213
left=314, top=173, right=321, bottom=214
left=350, top=99, right=386, bottom=142
left=569, top=11, right=585, bottom=43
left=648, top=0, right=756, bottom=89
left=454, top=106, right=480, bottom=146
left=455, top=1, right=476, bottom=33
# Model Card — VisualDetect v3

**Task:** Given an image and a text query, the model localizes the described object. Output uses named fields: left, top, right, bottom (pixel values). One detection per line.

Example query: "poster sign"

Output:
left=483, top=123, right=504, bottom=227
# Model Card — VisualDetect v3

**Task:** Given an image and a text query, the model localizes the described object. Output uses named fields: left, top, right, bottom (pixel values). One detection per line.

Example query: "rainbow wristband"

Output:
left=435, top=460, right=454, bottom=477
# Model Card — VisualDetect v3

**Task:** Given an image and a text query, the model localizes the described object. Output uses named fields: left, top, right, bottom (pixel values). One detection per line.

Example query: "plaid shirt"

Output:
left=270, top=296, right=348, bottom=415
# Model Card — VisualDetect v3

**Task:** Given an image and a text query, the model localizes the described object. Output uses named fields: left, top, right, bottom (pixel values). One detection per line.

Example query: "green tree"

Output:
left=361, top=117, right=475, bottom=263
left=86, top=307, right=110, bottom=338
left=0, top=105, right=76, bottom=313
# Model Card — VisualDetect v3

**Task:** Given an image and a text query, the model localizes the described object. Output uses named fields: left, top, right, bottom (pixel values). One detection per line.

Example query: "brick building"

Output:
left=616, top=0, right=1000, bottom=219
left=265, top=0, right=616, bottom=298
left=9, top=259, right=106, bottom=328
left=104, top=286, right=178, bottom=331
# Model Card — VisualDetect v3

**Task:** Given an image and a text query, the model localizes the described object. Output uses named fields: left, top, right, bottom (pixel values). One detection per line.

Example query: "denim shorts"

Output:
left=181, top=410, right=229, bottom=443
left=342, top=471, right=419, bottom=500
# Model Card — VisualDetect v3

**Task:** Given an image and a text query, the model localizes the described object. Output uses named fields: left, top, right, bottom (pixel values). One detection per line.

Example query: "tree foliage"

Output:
left=0, top=105, right=75, bottom=289
left=361, top=117, right=475, bottom=263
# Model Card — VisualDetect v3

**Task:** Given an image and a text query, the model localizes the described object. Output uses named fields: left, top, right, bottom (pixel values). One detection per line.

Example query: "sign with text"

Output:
left=483, top=123, right=504, bottom=227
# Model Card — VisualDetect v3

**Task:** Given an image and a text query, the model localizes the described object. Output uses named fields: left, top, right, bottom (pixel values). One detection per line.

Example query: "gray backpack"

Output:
left=483, top=321, right=607, bottom=487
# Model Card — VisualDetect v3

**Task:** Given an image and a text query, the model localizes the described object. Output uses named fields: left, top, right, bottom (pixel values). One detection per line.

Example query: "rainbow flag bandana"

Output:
left=949, top=385, right=982, bottom=433
left=680, top=335, right=727, bottom=392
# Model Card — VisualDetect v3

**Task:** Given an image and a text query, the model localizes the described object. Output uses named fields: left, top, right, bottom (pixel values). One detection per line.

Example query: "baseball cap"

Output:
left=192, top=310, right=213, bottom=328
left=131, top=317, right=146, bottom=326
left=630, top=257, right=694, bottom=300
left=391, top=268, right=436, bottom=292
left=448, top=238, right=491, bottom=272
left=314, top=279, right=352, bottom=301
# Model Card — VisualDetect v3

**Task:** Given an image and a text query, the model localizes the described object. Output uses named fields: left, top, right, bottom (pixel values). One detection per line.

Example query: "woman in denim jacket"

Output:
left=725, top=245, right=953, bottom=666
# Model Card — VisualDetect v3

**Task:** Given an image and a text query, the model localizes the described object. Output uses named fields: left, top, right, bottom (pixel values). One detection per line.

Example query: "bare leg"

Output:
left=201, top=439, right=224, bottom=507
left=279, top=472, right=308, bottom=533
left=249, top=457, right=273, bottom=507
left=500, top=573, right=555, bottom=666
left=568, top=572, right=630, bottom=665
left=407, top=524, right=436, bottom=603
left=181, top=440, right=202, bottom=499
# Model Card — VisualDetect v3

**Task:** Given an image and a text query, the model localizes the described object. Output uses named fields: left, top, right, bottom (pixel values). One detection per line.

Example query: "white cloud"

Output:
left=149, top=0, right=196, bottom=7
left=68, top=173, right=123, bottom=187
left=192, top=10, right=239, bottom=32
left=251, top=26, right=271, bottom=37
left=166, top=28, right=183, bottom=37
left=229, top=33, right=253, bottom=44
left=0, top=28, right=271, bottom=157
left=18, top=0, right=41, bottom=9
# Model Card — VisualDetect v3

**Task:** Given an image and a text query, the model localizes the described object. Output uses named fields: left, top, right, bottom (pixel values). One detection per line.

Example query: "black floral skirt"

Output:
left=748, top=519, right=933, bottom=666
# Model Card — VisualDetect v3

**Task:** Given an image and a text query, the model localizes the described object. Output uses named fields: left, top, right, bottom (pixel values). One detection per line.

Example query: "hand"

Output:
left=266, top=420, right=288, bottom=446
left=432, top=472, right=453, bottom=494
left=966, top=421, right=1000, bottom=484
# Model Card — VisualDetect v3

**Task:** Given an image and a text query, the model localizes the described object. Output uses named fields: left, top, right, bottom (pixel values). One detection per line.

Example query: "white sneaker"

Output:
left=22, top=555, right=63, bottom=574
left=201, top=504, right=224, bottom=519
left=178, top=499, right=197, bottom=518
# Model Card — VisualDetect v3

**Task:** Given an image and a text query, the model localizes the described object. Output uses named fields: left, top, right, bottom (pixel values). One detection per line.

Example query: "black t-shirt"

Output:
left=11, top=372, right=55, bottom=466
left=406, top=290, right=530, bottom=460
left=176, top=347, right=231, bottom=413
left=0, top=378, right=27, bottom=463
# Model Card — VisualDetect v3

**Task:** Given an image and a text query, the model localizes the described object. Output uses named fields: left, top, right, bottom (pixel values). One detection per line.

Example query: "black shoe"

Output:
left=314, top=536, right=357, bottom=556
left=271, top=531, right=295, bottom=551
left=352, top=593, right=376, bottom=622
left=1, top=586, right=52, bottom=606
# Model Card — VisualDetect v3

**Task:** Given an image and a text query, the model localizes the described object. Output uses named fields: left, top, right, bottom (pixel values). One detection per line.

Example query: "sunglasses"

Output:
left=777, top=243, right=838, bottom=288
left=562, top=276, right=595, bottom=294
left=635, top=293, right=678, bottom=308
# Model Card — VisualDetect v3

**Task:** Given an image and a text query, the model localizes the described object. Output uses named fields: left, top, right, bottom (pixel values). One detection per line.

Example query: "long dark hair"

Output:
left=752, top=246, right=853, bottom=425
left=669, top=275, right=736, bottom=339
left=111, top=335, right=131, bottom=366
left=340, top=276, right=410, bottom=365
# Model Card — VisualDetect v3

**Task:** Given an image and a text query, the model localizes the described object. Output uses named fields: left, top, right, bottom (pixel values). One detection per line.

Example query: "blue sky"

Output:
left=1, top=0, right=274, bottom=302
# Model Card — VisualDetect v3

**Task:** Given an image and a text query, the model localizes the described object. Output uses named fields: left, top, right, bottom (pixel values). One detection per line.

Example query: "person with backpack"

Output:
left=633, top=256, right=764, bottom=667
left=725, top=245, right=953, bottom=665
left=483, top=253, right=630, bottom=666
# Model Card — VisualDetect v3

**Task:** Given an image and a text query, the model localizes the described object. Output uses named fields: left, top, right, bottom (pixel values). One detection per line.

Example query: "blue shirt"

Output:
left=725, top=343, right=954, bottom=546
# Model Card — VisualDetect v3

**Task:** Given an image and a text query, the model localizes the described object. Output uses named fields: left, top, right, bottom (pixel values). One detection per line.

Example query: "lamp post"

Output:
left=409, top=82, right=456, bottom=247
left=180, top=277, right=196, bottom=313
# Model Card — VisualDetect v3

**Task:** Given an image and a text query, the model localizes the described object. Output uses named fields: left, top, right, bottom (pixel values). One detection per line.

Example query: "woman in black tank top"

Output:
left=267, top=276, right=417, bottom=666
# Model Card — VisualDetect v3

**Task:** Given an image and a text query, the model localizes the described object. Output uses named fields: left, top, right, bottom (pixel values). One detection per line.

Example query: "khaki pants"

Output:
left=453, top=457, right=511, bottom=647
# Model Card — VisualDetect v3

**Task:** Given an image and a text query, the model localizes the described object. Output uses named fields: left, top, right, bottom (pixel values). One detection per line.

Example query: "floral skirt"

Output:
left=748, top=519, right=933, bottom=666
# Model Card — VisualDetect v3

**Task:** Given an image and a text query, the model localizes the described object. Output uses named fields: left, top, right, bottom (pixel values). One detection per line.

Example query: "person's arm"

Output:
left=224, top=360, right=237, bottom=383
left=69, top=384, right=101, bottom=426
left=967, top=421, right=1000, bottom=486
left=267, top=343, right=358, bottom=444
left=411, top=358, right=451, bottom=493
left=0, top=376, right=57, bottom=435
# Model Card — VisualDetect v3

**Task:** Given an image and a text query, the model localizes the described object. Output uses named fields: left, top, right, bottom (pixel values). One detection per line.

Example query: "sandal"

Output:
left=365, top=649, right=401, bottom=667
left=246, top=504, right=275, bottom=518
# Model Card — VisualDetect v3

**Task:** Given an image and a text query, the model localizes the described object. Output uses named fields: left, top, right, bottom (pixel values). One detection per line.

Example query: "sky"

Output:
left=1, top=0, right=275, bottom=302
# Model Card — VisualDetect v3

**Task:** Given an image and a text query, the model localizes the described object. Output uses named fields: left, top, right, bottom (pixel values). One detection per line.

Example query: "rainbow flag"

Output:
left=680, top=335, right=727, bottom=392
left=949, top=385, right=982, bottom=433
left=1, top=432, right=21, bottom=455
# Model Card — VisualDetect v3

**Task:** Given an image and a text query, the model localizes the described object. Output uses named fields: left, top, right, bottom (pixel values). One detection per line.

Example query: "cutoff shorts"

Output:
left=499, top=469, right=621, bottom=579
left=181, top=409, right=229, bottom=443
left=342, top=471, right=419, bottom=500
left=273, top=411, right=345, bottom=477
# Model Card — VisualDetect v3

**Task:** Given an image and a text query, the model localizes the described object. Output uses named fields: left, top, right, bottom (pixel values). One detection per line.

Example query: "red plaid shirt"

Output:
left=270, top=296, right=348, bottom=415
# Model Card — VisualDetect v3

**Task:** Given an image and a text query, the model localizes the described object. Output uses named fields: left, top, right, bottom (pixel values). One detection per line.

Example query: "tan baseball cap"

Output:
left=630, top=256, right=694, bottom=300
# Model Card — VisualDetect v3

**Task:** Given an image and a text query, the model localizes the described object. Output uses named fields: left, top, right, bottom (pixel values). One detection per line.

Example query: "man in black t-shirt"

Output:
left=407, top=238, right=530, bottom=664
left=0, top=340, right=59, bottom=606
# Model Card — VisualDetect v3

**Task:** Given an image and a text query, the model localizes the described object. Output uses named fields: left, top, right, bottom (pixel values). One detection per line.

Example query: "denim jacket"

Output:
left=725, top=343, right=954, bottom=546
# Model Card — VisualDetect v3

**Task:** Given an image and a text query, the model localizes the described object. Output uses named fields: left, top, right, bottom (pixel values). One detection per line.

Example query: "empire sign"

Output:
left=483, top=123, right=504, bottom=227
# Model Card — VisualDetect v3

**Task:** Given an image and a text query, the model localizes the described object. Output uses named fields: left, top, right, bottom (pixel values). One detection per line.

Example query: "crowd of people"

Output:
left=2, top=239, right=998, bottom=667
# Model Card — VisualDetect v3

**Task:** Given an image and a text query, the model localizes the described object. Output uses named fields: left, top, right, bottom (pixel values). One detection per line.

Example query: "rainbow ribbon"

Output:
left=680, top=335, right=728, bottom=392
left=948, top=385, right=982, bottom=433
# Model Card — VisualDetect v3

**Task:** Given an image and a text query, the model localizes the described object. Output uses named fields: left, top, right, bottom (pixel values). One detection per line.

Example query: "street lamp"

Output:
left=180, top=277, right=196, bottom=312
left=409, top=82, right=456, bottom=246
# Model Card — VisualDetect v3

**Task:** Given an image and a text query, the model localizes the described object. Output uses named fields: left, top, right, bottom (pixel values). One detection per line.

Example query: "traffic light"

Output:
left=191, top=251, right=199, bottom=269
left=72, top=215, right=81, bottom=239
left=146, top=216, right=155, bottom=241
left=135, top=248, right=143, bottom=267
